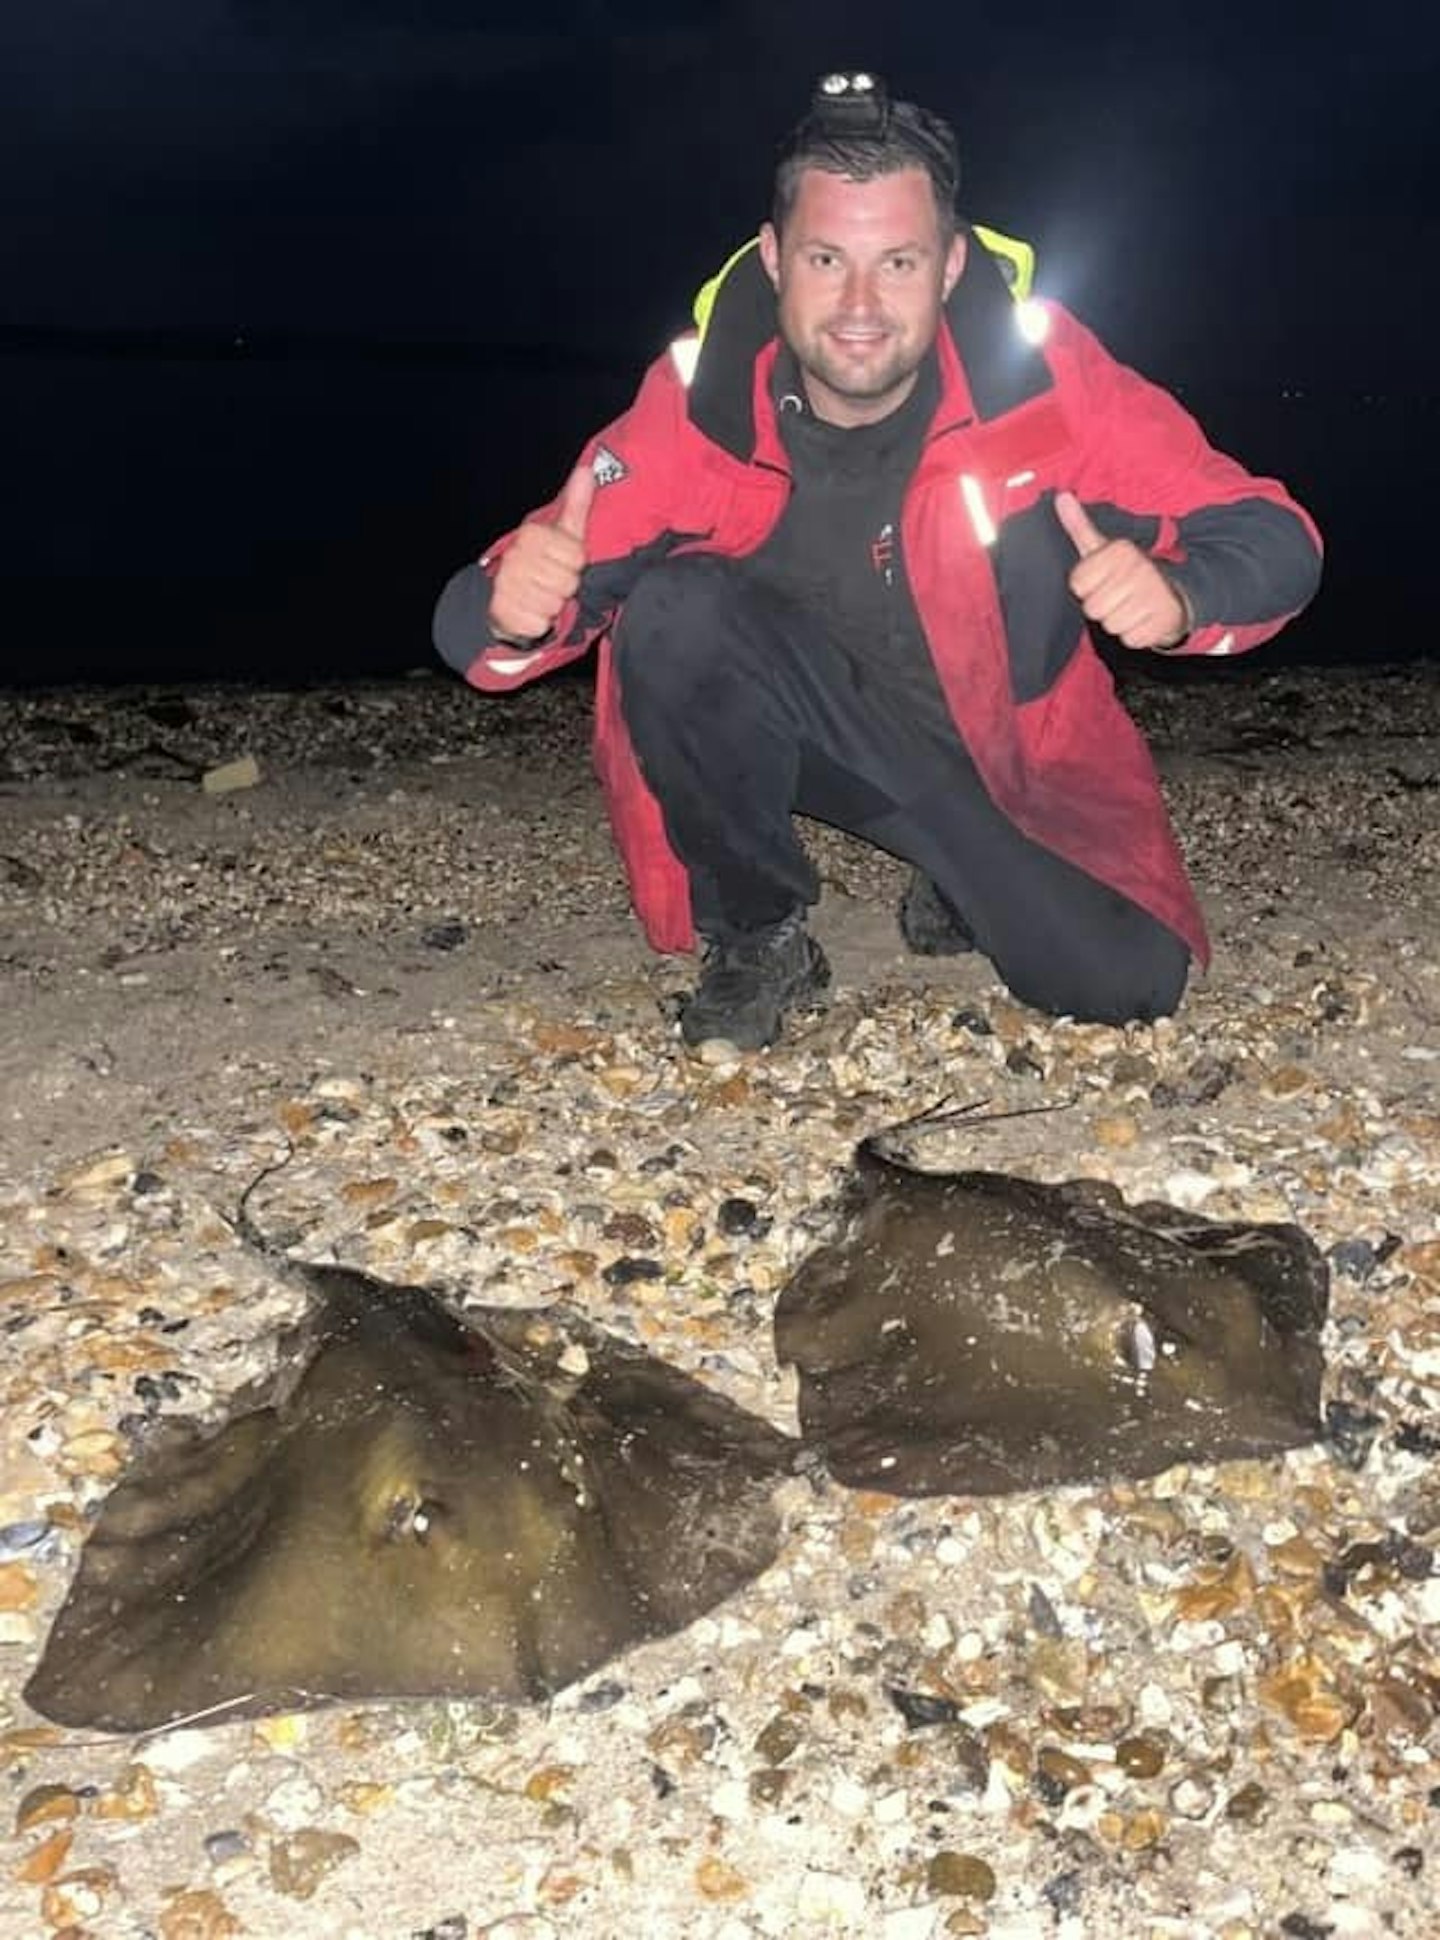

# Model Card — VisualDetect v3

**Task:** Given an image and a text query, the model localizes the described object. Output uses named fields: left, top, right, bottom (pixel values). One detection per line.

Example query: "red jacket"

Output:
left=437, top=237, right=1322, bottom=964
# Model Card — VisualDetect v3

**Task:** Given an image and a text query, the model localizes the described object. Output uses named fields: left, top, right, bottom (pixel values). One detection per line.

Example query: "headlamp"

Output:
left=782, top=71, right=960, bottom=210
left=809, top=71, right=891, bottom=139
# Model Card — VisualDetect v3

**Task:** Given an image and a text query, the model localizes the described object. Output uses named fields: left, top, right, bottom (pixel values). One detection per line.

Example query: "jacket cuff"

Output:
left=432, top=562, right=495, bottom=676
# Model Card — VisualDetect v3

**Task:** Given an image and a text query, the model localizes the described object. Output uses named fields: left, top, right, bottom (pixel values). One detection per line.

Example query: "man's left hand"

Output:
left=1055, top=491, right=1190, bottom=650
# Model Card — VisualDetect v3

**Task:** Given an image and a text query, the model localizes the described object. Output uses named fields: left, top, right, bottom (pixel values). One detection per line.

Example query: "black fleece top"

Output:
left=738, top=346, right=962, bottom=749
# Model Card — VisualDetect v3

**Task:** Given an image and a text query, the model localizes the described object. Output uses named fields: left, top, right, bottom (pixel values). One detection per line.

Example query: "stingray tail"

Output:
left=857, top=1095, right=1075, bottom=1177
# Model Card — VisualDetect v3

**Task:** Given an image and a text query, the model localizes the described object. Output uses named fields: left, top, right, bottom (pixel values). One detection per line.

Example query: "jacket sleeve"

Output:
left=1046, top=306, right=1323, bottom=659
left=432, top=347, right=701, bottom=691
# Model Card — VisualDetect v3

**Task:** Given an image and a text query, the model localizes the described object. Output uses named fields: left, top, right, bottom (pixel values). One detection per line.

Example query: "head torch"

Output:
left=784, top=71, right=960, bottom=209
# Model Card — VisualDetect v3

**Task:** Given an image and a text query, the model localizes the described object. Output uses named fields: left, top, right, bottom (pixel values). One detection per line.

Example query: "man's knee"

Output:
left=612, top=554, right=747, bottom=692
left=998, top=925, right=1191, bottom=1027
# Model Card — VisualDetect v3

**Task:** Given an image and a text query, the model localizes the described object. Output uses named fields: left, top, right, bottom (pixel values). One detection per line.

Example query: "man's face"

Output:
left=759, top=166, right=966, bottom=428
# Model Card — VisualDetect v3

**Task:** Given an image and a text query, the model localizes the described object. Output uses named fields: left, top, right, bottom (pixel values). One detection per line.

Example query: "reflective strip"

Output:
left=1207, top=632, right=1237, bottom=657
left=960, top=473, right=997, bottom=548
left=1005, top=469, right=1036, bottom=489
left=669, top=335, right=701, bottom=387
left=487, top=654, right=542, bottom=676
left=1015, top=297, right=1051, bottom=346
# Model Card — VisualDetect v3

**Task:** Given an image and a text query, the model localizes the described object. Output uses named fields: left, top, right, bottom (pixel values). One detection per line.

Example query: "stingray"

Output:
left=26, top=1260, right=795, bottom=1733
left=774, top=1128, right=1330, bottom=1496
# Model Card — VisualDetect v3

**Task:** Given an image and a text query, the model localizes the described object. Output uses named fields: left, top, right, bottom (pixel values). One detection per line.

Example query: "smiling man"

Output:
left=435, top=73, right=1322, bottom=1052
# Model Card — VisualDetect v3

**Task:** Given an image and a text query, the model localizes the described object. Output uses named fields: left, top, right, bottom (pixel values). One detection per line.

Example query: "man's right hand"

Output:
left=487, top=460, right=596, bottom=643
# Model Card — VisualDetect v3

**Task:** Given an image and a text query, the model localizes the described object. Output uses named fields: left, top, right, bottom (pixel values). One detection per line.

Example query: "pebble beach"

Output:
left=1, top=658, right=1438, bottom=1940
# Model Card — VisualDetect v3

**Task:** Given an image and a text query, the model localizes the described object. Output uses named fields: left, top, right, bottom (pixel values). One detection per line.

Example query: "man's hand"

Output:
left=488, top=461, right=597, bottom=642
left=1055, top=491, right=1190, bottom=650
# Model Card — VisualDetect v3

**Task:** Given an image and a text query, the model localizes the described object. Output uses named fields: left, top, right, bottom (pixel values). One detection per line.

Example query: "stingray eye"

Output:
left=1125, top=1317, right=1158, bottom=1376
left=385, top=1494, right=445, bottom=1545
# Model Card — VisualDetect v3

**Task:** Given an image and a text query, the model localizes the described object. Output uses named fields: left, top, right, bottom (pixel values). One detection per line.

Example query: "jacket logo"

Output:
left=591, top=445, right=629, bottom=488
left=870, top=522, right=896, bottom=587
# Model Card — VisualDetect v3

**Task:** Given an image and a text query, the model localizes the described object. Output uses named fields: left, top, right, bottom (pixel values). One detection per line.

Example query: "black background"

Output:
left=4, top=1, right=1434, bottom=684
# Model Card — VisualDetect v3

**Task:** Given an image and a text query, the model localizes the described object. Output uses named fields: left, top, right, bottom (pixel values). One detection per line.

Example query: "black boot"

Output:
left=898, top=868, right=975, bottom=956
left=680, top=910, right=830, bottom=1051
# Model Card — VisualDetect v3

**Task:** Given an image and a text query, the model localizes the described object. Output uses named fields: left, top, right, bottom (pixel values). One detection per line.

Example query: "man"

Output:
left=434, top=73, right=1321, bottom=1051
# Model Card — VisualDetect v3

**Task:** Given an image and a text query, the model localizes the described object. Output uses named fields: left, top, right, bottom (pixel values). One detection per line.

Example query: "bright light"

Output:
left=669, top=336, right=701, bottom=388
left=1014, top=298, right=1050, bottom=346
left=960, top=474, right=997, bottom=548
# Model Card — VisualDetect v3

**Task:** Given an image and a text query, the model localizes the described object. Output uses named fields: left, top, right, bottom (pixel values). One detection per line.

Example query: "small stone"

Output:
left=94, top=1763, right=159, bottom=1821
left=202, top=754, right=262, bottom=794
left=203, top=1830, right=252, bottom=1866
left=41, top=1865, right=118, bottom=1926
left=694, top=1855, right=749, bottom=1901
left=926, top=1852, right=997, bottom=1900
left=754, top=1714, right=804, bottom=1766
left=716, top=1197, right=762, bottom=1237
left=15, top=1828, right=73, bottom=1885
left=14, top=1784, right=80, bottom=1836
left=251, top=1713, right=307, bottom=1753
left=576, top=1679, right=626, bottom=1714
left=1027, top=1581, right=1064, bottom=1639
left=602, top=1255, right=664, bottom=1287
left=0, top=1559, right=38, bottom=1606
left=268, top=1828, right=360, bottom=1900
left=1263, top=1064, right=1312, bottom=1098
left=58, top=1428, right=126, bottom=1477
left=1226, top=1781, right=1270, bottom=1824
left=888, top=1686, right=963, bottom=1730
left=1328, top=1238, right=1382, bottom=1283
left=1278, top=1916, right=1334, bottom=1940
left=159, top=1887, right=243, bottom=1939
left=1035, top=1747, right=1091, bottom=1802
left=1324, top=1400, right=1383, bottom=1470
left=1115, top=1735, right=1168, bottom=1779
left=1110, top=1051, right=1156, bottom=1085
left=1120, top=1807, right=1168, bottom=1851
left=603, top=1211, right=660, bottom=1250
left=949, top=1005, right=992, bottom=1036
left=421, top=920, right=468, bottom=951
left=523, top=1765, right=578, bottom=1804
left=335, top=1782, right=394, bottom=1816
left=1259, top=1656, right=1360, bottom=1743
left=1029, top=1636, right=1090, bottom=1703
left=1170, top=1774, right=1215, bottom=1818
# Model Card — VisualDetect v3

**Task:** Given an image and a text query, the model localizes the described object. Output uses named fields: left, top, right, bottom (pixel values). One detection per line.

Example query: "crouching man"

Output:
left=434, top=72, right=1321, bottom=1052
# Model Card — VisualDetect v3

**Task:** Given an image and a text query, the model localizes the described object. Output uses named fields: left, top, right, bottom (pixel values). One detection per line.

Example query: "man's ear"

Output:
left=758, top=222, right=781, bottom=288
left=942, top=232, right=967, bottom=300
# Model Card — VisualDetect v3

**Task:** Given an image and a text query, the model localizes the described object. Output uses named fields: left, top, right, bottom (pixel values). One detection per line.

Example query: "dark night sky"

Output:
left=3, top=0, right=1435, bottom=681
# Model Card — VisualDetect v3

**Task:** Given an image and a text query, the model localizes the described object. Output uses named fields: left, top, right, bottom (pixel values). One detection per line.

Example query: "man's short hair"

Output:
left=772, top=80, right=961, bottom=241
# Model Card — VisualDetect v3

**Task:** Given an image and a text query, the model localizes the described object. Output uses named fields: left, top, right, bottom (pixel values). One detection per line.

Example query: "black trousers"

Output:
left=612, top=555, right=1190, bottom=1025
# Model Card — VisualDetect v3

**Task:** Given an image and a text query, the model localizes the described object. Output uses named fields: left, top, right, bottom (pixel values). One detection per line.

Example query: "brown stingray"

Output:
left=774, top=1138, right=1330, bottom=1495
left=26, top=1265, right=795, bottom=1732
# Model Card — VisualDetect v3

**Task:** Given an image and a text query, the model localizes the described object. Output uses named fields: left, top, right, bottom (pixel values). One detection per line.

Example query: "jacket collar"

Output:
left=686, top=222, right=1056, bottom=463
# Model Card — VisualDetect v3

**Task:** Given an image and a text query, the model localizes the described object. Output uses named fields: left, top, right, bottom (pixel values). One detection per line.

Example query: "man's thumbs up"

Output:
left=554, top=460, right=597, bottom=543
left=487, top=458, right=598, bottom=646
left=1054, top=489, right=1107, bottom=559
left=1054, top=489, right=1190, bottom=651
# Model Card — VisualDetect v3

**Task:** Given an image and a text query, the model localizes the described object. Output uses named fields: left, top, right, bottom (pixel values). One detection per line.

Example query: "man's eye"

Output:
left=808, top=251, right=839, bottom=270
left=885, top=255, right=918, bottom=274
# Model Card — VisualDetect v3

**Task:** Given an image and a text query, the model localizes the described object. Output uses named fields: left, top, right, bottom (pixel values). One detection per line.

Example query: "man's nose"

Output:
left=838, top=266, right=880, bottom=314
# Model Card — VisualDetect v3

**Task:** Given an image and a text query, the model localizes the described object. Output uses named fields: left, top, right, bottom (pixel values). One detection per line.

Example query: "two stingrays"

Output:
left=26, top=1118, right=1328, bottom=1732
